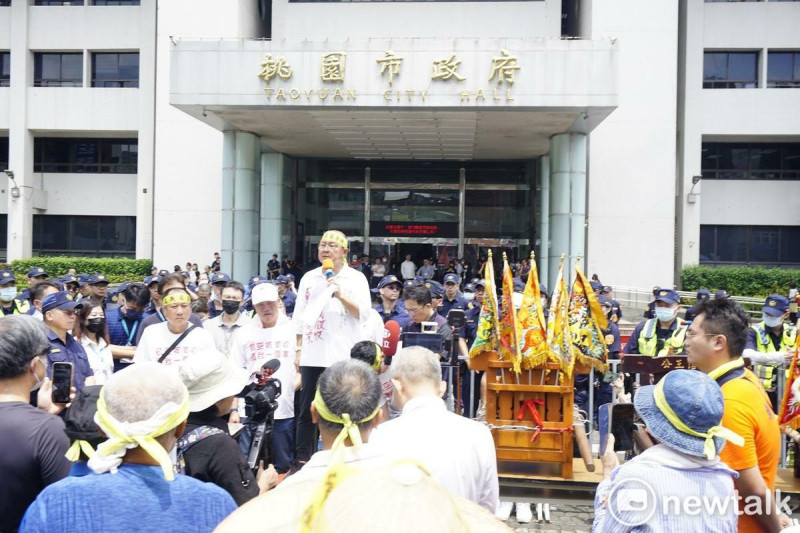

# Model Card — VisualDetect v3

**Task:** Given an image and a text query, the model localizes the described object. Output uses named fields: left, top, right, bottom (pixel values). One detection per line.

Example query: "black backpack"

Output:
left=63, top=385, right=104, bottom=453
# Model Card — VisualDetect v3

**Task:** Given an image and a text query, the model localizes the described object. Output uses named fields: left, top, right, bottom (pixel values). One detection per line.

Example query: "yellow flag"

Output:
left=546, top=255, right=573, bottom=375
left=568, top=263, right=609, bottom=372
left=499, top=253, right=522, bottom=373
left=518, top=251, right=548, bottom=369
left=469, top=250, right=500, bottom=359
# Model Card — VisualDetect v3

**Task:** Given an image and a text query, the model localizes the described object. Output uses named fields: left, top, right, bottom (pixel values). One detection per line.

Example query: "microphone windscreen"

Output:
left=382, top=320, right=401, bottom=357
left=322, top=258, right=335, bottom=272
left=261, top=358, right=281, bottom=372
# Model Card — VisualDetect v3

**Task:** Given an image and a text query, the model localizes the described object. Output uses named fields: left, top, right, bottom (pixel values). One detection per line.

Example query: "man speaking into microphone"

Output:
left=292, top=230, right=372, bottom=464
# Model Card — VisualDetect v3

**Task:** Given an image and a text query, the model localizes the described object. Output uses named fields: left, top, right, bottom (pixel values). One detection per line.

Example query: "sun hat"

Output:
left=177, top=350, right=250, bottom=412
left=633, top=369, right=743, bottom=459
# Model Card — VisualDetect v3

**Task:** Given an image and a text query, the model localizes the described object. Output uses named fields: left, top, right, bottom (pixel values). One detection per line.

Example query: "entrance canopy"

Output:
left=169, top=38, right=619, bottom=159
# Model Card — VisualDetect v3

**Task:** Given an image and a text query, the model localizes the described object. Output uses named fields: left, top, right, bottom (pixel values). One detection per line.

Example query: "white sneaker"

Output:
left=494, top=501, right=514, bottom=521
left=515, top=502, right=533, bottom=523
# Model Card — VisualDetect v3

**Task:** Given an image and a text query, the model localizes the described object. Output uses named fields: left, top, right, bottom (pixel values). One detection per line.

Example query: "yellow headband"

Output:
left=65, top=440, right=96, bottom=462
left=90, top=387, right=190, bottom=481
left=653, top=379, right=744, bottom=460
left=313, top=389, right=380, bottom=454
left=162, top=293, right=191, bottom=306
left=373, top=344, right=383, bottom=372
left=321, top=231, right=348, bottom=249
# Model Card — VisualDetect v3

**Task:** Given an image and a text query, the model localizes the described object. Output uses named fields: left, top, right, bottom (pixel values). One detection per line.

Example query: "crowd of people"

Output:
left=2, top=230, right=799, bottom=531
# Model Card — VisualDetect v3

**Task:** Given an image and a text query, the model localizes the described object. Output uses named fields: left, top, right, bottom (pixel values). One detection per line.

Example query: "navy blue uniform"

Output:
left=46, top=329, right=94, bottom=388
left=439, top=293, right=469, bottom=318
left=282, top=290, right=297, bottom=317
left=375, top=300, right=411, bottom=330
left=643, top=300, right=655, bottom=319
left=609, top=299, right=623, bottom=323
left=624, top=319, right=683, bottom=355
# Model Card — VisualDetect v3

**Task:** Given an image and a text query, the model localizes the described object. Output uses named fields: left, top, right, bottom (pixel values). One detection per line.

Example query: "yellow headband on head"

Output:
left=321, top=231, right=348, bottom=249
left=89, top=387, right=190, bottom=481
left=373, top=344, right=383, bottom=372
left=313, top=389, right=380, bottom=454
left=652, top=379, right=744, bottom=460
left=162, top=293, right=191, bottom=307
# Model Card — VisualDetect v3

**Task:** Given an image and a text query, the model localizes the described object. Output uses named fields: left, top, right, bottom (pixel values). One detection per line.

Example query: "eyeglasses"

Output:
left=686, top=331, right=723, bottom=340
left=405, top=305, right=426, bottom=314
left=318, top=242, right=342, bottom=251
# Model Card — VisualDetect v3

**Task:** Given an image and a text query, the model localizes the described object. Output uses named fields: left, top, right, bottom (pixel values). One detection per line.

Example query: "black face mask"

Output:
left=87, top=317, right=106, bottom=334
left=222, top=300, right=241, bottom=315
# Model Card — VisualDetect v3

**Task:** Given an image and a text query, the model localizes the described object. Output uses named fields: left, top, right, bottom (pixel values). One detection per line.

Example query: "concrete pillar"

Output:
left=6, top=0, right=32, bottom=260
left=260, top=152, right=292, bottom=272
left=135, top=0, right=157, bottom=260
left=538, top=156, right=550, bottom=288
left=221, top=131, right=260, bottom=282
left=548, top=133, right=587, bottom=288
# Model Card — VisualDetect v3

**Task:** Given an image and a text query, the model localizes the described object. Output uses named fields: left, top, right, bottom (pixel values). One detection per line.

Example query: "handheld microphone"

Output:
left=260, top=358, right=281, bottom=377
left=322, top=258, right=335, bottom=280
left=382, top=320, right=401, bottom=358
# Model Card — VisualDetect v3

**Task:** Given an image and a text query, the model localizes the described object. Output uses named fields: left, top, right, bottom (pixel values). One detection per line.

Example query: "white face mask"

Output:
left=464, top=293, right=474, bottom=302
left=655, top=307, right=677, bottom=323
left=763, top=314, right=784, bottom=328
left=30, top=356, right=47, bottom=392
left=0, top=287, right=17, bottom=302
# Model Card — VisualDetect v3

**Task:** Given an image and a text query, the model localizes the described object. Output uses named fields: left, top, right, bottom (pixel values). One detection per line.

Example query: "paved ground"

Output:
left=501, top=502, right=595, bottom=532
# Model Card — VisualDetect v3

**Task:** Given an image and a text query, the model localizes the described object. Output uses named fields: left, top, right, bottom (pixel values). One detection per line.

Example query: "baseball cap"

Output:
left=654, top=289, right=680, bottom=305
left=403, top=280, right=417, bottom=288
left=443, top=273, right=460, bottom=285
left=144, top=275, right=161, bottom=286
left=249, top=275, right=266, bottom=288
left=76, top=274, right=91, bottom=287
left=602, top=285, right=613, bottom=293
left=377, top=275, right=402, bottom=290
left=464, top=283, right=476, bottom=293
left=88, top=274, right=109, bottom=285
left=425, top=280, right=443, bottom=299
left=762, top=294, right=789, bottom=317
left=42, top=291, right=83, bottom=314
left=60, top=274, right=78, bottom=285
left=473, top=279, right=486, bottom=289
left=276, top=275, right=291, bottom=284
left=27, top=267, right=48, bottom=278
left=251, top=283, right=279, bottom=305
left=212, top=272, right=231, bottom=285
left=696, top=289, right=711, bottom=301
left=714, top=290, right=729, bottom=300
left=0, top=270, right=16, bottom=284
left=158, top=269, right=171, bottom=278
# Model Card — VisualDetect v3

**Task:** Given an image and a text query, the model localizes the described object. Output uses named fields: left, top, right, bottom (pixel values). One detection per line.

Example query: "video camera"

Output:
left=238, top=358, right=282, bottom=470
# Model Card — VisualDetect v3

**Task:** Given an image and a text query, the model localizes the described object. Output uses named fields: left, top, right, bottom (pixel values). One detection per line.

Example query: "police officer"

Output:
left=426, top=280, right=444, bottom=313
left=60, top=274, right=80, bottom=301
left=440, top=273, right=468, bottom=318
left=372, top=274, right=410, bottom=329
left=276, top=275, right=296, bottom=317
left=0, top=270, right=31, bottom=316
left=19, top=266, right=49, bottom=302
left=643, top=286, right=660, bottom=319
left=83, top=274, right=110, bottom=310
left=575, top=295, right=618, bottom=420
left=75, top=274, right=91, bottom=302
left=683, top=289, right=710, bottom=323
left=743, top=294, right=796, bottom=410
left=464, top=280, right=485, bottom=348
left=601, top=286, right=623, bottom=324
left=208, top=272, right=231, bottom=319
left=143, top=274, right=161, bottom=315
left=625, top=288, right=687, bottom=357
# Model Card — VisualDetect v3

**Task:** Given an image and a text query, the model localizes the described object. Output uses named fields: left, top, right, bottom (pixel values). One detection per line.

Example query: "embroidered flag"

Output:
left=778, top=335, right=800, bottom=427
left=469, top=250, right=501, bottom=359
left=518, top=251, right=548, bottom=369
left=568, top=263, right=609, bottom=373
left=546, top=255, right=574, bottom=376
left=499, top=252, right=522, bottom=373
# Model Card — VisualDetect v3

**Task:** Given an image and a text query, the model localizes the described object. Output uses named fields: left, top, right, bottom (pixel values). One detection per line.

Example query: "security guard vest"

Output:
left=750, top=321, right=797, bottom=391
left=637, top=318, right=688, bottom=357
left=1, top=298, right=31, bottom=316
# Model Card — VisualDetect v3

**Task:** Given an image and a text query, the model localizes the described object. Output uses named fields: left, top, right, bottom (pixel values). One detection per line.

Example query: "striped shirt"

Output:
left=593, top=444, right=739, bottom=532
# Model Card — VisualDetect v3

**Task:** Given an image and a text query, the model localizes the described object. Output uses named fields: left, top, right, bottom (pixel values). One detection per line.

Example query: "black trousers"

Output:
left=295, top=365, right=326, bottom=463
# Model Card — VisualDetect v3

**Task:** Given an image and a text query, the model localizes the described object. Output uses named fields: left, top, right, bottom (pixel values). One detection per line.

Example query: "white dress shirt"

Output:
left=401, top=260, right=417, bottom=280
left=370, top=395, right=499, bottom=512
left=203, top=312, right=252, bottom=358
left=293, top=264, right=372, bottom=368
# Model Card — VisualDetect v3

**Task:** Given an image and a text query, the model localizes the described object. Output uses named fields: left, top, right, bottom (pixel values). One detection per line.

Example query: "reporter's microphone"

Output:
left=382, top=320, right=401, bottom=360
left=322, top=258, right=335, bottom=280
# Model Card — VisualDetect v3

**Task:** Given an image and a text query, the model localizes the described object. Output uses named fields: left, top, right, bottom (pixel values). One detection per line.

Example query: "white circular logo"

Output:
left=607, top=477, right=657, bottom=527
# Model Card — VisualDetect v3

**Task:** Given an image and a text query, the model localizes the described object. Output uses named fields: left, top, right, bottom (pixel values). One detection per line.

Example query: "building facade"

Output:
left=2, top=0, right=798, bottom=290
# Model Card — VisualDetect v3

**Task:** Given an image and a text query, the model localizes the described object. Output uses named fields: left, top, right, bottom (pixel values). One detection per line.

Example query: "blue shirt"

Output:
left=438, top=293, right=469, bottom=318
left=375, top=300, right=411, bottom=330
left=20, top=463, right=237, bottom=532
left=282, top=290, right=297, bottom=316
left=106, top=307, right=144, bottom=347
left=46, top=329, right=94, bottom=388
left=465, top=303, right=481, bottom=348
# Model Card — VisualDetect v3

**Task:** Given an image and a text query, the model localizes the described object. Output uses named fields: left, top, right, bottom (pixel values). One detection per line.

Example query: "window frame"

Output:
left=703, top=51, right=760, bottom=89
left=701, top=142, right=800, bottom=181
left=700, top=225, right=800, bottom=266
left=33, top=137, right=138, bottom=174
left=33, top=52, right=83, bottom=87
left=91, top=52, right=140, bottom=88
left=767, top=50, right=800, bottom=88
left=32, top=215, right=136, bottom=257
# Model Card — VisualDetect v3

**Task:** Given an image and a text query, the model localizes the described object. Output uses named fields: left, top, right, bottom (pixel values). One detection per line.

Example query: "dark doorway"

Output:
left=395, top=243, right=433, bottom=275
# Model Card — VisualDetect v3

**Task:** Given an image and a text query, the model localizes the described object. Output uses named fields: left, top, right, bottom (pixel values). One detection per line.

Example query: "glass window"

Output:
left=465, top=189, right=530, bottom=239
left=716, top=226, right=748, bottom=262
left=32, top=215, right=136, bottom=257
left=34, top=138, right=138, bottom=173
left=0, top=137, right=8, bottom=170
left=768, top=51, right=800, bottom=88
left=699, top=225, right=716, bottom=262
left=93, top=0, right=140, bottom=4
left=0, top=214, right=6, bottom=255
left=0, top=52, right=8, bottom=87
left=701, top=225, right=800, bottom=265
left=91, top=52, right=139, bottom=88
left=749, top=227, right=780, bottom=262
left=703, top=51, right=758, bottom=88
left=701, top=142, right=800, bottom=180
left=370, top=190, right=459, bottom=224
left=0, top=1, right=10, bottom=6
left=34, top=53, right=83, bottom=87
left=35, top=1, right=83, bottom=4
left=781, top=227, right=800, bottom=264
